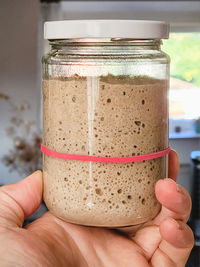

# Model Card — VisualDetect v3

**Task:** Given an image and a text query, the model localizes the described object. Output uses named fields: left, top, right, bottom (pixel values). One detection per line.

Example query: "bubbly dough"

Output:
left=43, top=75, right=168, bottom=227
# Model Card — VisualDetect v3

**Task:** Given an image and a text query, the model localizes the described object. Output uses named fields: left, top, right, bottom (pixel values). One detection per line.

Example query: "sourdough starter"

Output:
left=43, top=75, right=168, bottom=227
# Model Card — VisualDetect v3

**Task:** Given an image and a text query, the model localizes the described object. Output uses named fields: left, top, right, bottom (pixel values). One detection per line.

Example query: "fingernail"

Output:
left=164, top=178, right=175, bottom=183
left=175, top=220, right=183, bottom=230
left=176, top=184, right=183, bottom=193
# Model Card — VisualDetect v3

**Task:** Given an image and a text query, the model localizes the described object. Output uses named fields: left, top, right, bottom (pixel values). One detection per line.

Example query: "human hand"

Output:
left=0, top=150, right=194, bottom=267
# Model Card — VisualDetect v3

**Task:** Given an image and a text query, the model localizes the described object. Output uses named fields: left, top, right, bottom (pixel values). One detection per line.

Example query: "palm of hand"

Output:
left=2, top=208, right=191, bottom=267
left=0, top=151, right=193, bottom=267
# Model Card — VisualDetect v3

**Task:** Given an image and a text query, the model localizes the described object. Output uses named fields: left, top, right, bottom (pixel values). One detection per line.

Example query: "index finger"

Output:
left=154, top=178, right=192, bottom=224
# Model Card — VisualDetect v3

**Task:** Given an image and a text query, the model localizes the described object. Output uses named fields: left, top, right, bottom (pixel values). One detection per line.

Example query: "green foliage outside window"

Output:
left=162, top=33, right=200, bottom=87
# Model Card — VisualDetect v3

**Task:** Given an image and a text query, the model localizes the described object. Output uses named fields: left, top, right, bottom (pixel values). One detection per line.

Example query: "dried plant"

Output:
left=0, top=92, right=42, bottom=176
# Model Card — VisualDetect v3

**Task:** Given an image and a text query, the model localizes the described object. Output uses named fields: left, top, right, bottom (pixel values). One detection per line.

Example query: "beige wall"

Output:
left=0, top=0, right=40, bottom=184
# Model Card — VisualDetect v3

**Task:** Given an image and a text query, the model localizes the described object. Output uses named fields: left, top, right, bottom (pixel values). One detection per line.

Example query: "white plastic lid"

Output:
left=44, top=20, right=169, bottom=40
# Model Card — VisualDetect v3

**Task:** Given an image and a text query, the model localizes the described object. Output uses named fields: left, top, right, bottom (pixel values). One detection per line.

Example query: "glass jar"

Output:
left=42, top=20, right=170, bottom=227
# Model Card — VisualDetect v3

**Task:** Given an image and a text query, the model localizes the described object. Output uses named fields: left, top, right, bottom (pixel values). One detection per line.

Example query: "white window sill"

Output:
left=169, top=130, right=200, bottom=139
left=169, top=119, right=200, bottom=139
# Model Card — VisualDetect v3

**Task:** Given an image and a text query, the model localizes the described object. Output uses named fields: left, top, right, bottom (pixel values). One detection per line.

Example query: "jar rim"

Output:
left=44, top=20, right=169, bottom=40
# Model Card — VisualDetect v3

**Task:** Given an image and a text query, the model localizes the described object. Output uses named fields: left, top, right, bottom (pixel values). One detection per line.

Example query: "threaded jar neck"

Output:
left=49, top=39, right=162, bottom=55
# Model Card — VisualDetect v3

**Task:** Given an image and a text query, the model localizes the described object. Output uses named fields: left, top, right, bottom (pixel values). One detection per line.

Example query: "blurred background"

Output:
left=0, top=0, right=200, bottom=265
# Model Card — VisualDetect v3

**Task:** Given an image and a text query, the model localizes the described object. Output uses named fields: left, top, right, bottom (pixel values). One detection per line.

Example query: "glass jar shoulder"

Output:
left=42, top=48, right=169, bottom=65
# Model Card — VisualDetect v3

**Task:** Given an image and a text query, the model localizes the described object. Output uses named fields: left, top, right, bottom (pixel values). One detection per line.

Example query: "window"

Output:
left=162, top=33, right=200, bottom=137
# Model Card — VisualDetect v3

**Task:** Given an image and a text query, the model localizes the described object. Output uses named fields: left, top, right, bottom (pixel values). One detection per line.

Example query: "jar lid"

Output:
left=44, top=20, right=169, bottom=40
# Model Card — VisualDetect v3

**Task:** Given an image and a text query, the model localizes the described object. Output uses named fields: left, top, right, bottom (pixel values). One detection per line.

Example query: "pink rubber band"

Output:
left=41, top=144, right=170, bottom=163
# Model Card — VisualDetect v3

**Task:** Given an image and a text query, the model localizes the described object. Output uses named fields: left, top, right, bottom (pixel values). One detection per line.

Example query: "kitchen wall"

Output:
left=0, top=0, right=40, bottom=184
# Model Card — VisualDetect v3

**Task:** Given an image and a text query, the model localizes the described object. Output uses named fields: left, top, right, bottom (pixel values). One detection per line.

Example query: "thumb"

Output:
left=0, top=171, right=43, bottom=227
